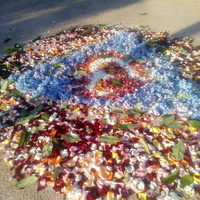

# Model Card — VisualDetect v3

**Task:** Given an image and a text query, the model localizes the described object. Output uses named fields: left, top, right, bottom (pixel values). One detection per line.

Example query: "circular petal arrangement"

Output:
left=0, top=25, right=200, bottom=200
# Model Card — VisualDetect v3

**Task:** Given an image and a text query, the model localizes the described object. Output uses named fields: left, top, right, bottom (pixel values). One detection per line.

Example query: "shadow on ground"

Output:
left=172, top=21, right=200, bottom=39
left=0, top=0, right=141, bottom=55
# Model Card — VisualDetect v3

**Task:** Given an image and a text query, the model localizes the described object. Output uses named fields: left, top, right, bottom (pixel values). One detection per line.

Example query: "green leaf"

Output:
left=14, top=176, right=38, bottom=188
left=29, top=94, right=41, bottom=102
left=19, top=129, right=31, bottom=146
left=15, top=114, right=40, bottom=125
left=42, top=142, right=53, bottom=157
left=172, top=140, right=186, bottom=161
left=177, top=92, right=188, bottom=99
left=141, top=69, right=152, bottom=74
left=52, top=138, right=64, bottom=150
left=180, top=175, right=194, bottom=188
left=53, top=62, right=62, bottom=67
left=129, top=107, right=145, bottom=114
left=31, top=36, right=42, bottom=42
left=4, top=48, right=16, bottom=54
left=122, top=175, right=131, bottom=183
left=25, top=114, right=40, bottom=120
left=53, top=167, right=62, bottom=182
left=41, top=112, right=50, bottom=121
left=161, top=168, right=179, bottom=185
left=79, top=28, right=93, bottom=35
left=99, top=135, right=121, bottom=144
left=98, top=53, right=110, bottom=58
left=1, top=79, right=12, bottom=92
left=189, top=66, right=195, bottom=73
left=134, top=58, right=147, bottom=63
left=167, top=121, right=184, bottom=128
left=0, top=71, right=11, bottom=79
left=111, top=79, right=122, bottom=86
left=124, top=55, right=131, bottom=62
left=62, top=134, right=81, bottom=143
left=187, top=120, right=200, bottom=129
left=140, top=137, right=151, bottom=154
left=140, top=12, right=148, bottom=15
left=31, top=125, right=45, bottom=134
left=159, top=114, right=175, bottom=127
left=15, top=118, right=30, bottom=125
left=60, top=101, right=68, bottom=109
left=9, top=89, right=24, bottom=98
left=109, top=106, right=125, bottom=113
left=180, top=47, right=188, bottom=54
left=113, top=124, right=138, bottom=130
left=30, top=105, right=44, bottom=114
left=10, top=62, right=22, bottom=68
left=73, top=71, right=87, bottom=76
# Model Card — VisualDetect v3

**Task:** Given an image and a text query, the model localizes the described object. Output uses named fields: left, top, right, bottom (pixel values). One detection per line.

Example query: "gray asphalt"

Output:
left=1, top=0, right=200, bottom=56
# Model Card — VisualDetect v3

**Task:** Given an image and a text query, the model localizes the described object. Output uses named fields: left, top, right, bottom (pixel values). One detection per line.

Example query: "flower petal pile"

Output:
left=0, top=25, right=200, bottom=200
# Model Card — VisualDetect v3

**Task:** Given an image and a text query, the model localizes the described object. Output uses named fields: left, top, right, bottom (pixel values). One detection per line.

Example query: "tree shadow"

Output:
left=172, top=21, right=200, bottom=38
left=0, top=0, right=142, bottom=54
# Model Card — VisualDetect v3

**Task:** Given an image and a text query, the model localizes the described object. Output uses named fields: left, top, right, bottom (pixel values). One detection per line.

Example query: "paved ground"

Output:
left=0, top=0, right=200, bottom=199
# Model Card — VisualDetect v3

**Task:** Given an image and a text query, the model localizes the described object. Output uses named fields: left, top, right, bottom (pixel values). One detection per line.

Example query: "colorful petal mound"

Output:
left=1, top=25, right=200, bottom=200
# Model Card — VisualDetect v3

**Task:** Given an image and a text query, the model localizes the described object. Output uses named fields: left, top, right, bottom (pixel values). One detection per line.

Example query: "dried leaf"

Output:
left=172, top=140, right=186, bottom=161
left=99, top=135, right=121, bottom=144
left=15, top=176, right=38, bottom=188
left=62, top=134, right=81, bottom=143
left=140, top=137, right=151, bottom=154
left=180, top=175, right=194, bottom=188
left=42, top=142, right=53, bottom=157
left=161, top=168, right=179, bottom=185
left=113, top=124, right=138, bottom=130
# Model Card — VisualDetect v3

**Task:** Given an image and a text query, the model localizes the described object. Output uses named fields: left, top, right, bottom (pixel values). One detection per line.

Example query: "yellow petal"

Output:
left=106, top=191, right=115, bottom=200
left=112, top=152, right=118, bottom=159
left=138, top=193, right=147, bottom=200
left=194, top=174, right=200, bottom=182
left=151, top=127, right=161, bottom=136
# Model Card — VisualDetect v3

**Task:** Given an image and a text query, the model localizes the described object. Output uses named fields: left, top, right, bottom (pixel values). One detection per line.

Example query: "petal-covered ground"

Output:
left=0, top=25, right=200, bottom=200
